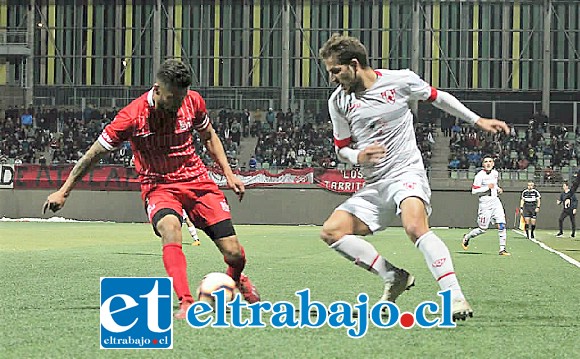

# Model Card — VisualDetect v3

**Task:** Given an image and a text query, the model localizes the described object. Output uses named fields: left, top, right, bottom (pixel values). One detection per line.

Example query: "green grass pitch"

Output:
left=1, top=223, right=579, bottom=358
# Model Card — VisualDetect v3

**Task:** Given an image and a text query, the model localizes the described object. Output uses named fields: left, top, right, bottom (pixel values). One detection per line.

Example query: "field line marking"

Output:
left=513, top=229, right=580, bottom=268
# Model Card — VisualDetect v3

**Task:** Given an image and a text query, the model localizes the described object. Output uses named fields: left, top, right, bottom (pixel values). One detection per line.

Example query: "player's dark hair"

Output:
left=319, top=33, right=369, bottom=68
left=156, top=59, right=192, bottom=88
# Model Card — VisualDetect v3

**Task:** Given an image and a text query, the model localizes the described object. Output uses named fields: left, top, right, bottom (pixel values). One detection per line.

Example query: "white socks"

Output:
left=415, top=231, right=464, bottom=300
left=499, top=228, right=507, bottom=251
left=188, top=226, right=200, bottom=241
left=466, top=227, right=486, bottom=240
left=330, top=235, right=396, bottom=283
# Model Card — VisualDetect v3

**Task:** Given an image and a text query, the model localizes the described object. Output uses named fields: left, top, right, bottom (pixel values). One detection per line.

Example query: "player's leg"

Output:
left=205, top=221, right=260, bottom=303
left=188, top=180, right=260, bottom=303
left=530, top=215, right=537, bottom=239
left=557, top=211, right=566, bottom=236
left=399, top=196, right=473, bottom=321
left=320, top=190, right=414, bottom=303
left=524, top=215, right=531, bottom=239
left=463, top=206, right=490, bottom=249
left=570, top=213, right=576, bottom=238
left=145, top=189, right=194, bottom=319
left=182, top=210, right=201, bottom=245
left=493, top=204, right=509, bottom=255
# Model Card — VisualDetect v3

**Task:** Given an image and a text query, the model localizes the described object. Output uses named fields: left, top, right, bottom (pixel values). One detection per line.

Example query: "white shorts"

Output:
left=335, top=173, right=432, bottom=233
left=477, top=199, right=506, bottom=229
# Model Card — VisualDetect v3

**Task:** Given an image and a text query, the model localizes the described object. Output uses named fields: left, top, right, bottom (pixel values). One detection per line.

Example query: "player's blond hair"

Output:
left=319, top=33, right=370, bottom=67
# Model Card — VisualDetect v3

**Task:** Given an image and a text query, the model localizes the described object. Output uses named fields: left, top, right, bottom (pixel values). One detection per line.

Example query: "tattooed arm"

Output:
left=42, top=141, right=110, bottom=214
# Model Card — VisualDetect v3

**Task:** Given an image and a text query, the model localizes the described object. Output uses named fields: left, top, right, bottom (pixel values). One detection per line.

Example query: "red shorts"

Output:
left=142, top=176, right=232, bottom=230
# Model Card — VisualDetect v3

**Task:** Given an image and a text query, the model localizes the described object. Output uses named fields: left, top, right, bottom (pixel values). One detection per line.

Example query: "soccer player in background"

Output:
left=556, top=182, right=577, bottom=238
left=520, top=181, right=541, bottom=239
left=183, top=209, right=201, bottom=246
left=42, top=59, right=260, bottom=318
left=462, top=157, right=511, bottom=256
left=318, top=33, right=510, bottom=321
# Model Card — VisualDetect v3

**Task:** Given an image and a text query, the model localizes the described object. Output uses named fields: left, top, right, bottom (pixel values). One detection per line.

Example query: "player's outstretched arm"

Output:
left=429, top=90, right=510, bottom=135
left=475, top=118, right=510, bottom=135
left=199, top=123, right=245, bottom=201
left=42, top=140, right=110, bottom=214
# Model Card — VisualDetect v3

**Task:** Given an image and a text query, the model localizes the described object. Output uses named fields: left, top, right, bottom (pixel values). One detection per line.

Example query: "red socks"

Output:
left=225, top=246, right=246, bottom=282
left=162, top=243, right=193, bottom=303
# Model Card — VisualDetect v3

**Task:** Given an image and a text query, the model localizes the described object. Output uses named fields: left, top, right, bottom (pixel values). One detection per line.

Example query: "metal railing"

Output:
left=0, top=30, right=28, bottom=45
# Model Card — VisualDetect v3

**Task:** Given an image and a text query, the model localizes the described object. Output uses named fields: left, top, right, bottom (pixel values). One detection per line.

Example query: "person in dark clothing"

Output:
left=556, top=182, right=577, bottom=238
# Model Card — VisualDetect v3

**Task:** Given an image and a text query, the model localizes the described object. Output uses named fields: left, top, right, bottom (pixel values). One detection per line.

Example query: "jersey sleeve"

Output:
left=405, top=69, right=438, bottom=102
left=98, top=106, right=136, bottom=150
left=329, top=97, right=352, bottom=149
left=190, top=91, right=211, bottom=132
left=471, top=172, right=489, bottom=195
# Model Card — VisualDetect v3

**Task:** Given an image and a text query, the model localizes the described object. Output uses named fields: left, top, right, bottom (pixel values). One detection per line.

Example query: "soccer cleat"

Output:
left=174, top=300, right=193, bottom=320
left=380, top=268, right=415, bottom=303
left=571, top=234, right=576, bottom=238
left=530, top=234, right=535, bottom=240
left=236, top=273, right=261, bottom=303
left=461, top=234, right=470, bottom=250
left=192, top=239, right=201, bottom=246
left=555, top=233, right=563, bottom=238
left=498, top=250, right=511, bottom=256
left=451, top=298, right=473, bottom=321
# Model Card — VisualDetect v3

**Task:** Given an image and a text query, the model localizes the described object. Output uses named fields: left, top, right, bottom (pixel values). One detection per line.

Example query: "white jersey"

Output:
left=472, top=169, right=502, bottom=206
left=329, top=69, right=436, bottom=183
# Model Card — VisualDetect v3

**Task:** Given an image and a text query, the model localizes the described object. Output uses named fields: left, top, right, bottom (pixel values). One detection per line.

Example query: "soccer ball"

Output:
left=196, top=272, right=239, bottom=308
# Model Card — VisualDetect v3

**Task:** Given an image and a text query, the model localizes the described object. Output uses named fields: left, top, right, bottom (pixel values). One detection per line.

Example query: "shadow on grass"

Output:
left=113, top=252, right=161, bottom=256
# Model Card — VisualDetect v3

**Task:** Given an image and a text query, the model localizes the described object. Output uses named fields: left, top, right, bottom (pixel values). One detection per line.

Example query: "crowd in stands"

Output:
left=9, top=105, right=573, bottom=182
left=446, top=111, right=578, bottom=183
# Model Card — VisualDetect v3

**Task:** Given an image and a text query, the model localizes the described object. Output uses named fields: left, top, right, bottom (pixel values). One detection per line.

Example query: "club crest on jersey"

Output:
left=178, top=119, right=191, bottom=131
left=381, top=89, right=396, bottom=104
left=220, top=200, right=231, bottom=213
left=348, top=102, right=361, bottom=111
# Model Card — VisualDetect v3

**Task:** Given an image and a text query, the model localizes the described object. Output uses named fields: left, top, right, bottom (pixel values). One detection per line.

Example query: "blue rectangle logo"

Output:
left=100, top=277, right=173, bottom=349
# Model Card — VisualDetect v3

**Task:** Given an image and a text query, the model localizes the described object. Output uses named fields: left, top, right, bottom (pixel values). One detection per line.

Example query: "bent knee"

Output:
left=320, top=221, right=347, bottom=245
left=403, top=223, right=428, bottom=241
left=156, top=217, right=182, bottom=240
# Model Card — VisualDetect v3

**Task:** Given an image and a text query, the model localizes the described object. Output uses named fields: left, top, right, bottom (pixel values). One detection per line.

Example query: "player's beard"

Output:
left=343, top=72, right=365, bottom=94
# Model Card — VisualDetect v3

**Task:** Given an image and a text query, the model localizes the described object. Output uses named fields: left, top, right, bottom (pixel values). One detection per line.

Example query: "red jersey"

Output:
left=98, top=89, right=211, bottom=187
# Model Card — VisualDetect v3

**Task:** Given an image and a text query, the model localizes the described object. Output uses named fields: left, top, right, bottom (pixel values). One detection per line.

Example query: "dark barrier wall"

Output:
left=0, top=186, right=566, bottom=229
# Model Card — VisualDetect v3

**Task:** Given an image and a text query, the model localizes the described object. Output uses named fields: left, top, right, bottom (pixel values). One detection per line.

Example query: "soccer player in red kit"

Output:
left=42, top=59, right=260, bottom=318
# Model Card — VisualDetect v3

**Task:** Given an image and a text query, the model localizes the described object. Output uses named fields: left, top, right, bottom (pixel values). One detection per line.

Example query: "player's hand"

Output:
left=226, top=174, right=245, bottom=202
left=497, top=187, right=503, bottom=195
left=42, top=191, right=67, bottom=214
left=475, top=118, right=510, bottom=135
left=535, top=207, right=540, bottom=213
left=574, top=209, right=577, bottom=215
left=488, top=183, right=495, bottom=189
left=358, top=142, right=386, bottom=165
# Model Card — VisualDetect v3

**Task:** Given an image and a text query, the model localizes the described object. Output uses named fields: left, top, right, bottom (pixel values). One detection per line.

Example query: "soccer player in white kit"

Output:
left=318, top=33, right=510, bottom=321
left=462, top=157, right=511, bottom=255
